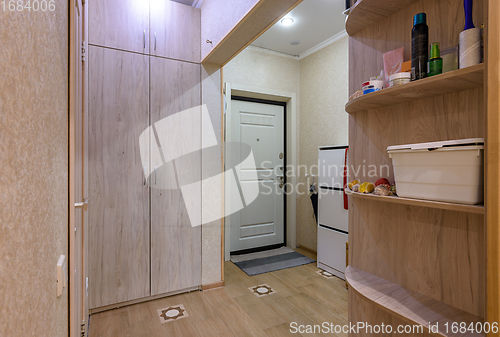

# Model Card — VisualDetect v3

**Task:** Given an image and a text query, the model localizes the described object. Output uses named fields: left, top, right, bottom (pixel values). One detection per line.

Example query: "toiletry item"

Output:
left=383, top=47, right=404, bottom=88
left=428, top=42, right=443, bottom=76
left=389, top=72, right=411, bottom=87
left=401, top=61, right=411, bottom=73
left=362, top=79, right=384, bottom=94
left=459, top=0, right=481, bottom=68
left=441, top=46, right=459, bottom=72
left=411, top=13, right=428, bottom=81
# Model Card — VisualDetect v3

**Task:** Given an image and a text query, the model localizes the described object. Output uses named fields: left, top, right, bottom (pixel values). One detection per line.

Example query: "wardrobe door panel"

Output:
left=150, top=57, right=202, bottom=295
left=89, top=46, right=150, bottom=308
left=89, top=0, right=149, bottom=53
left=150, top=1, right=200, bottom=62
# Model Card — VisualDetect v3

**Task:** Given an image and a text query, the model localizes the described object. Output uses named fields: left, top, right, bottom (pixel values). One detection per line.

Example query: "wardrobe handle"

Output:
left=154, top=167, right=157, bottom=184
left=154, top=32, right=157, bottom=51
left=143, top=30, right=146, bottom=49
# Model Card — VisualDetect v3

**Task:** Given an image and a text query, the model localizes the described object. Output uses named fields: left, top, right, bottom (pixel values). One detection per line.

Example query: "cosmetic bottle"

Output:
left=428, top=42, right=443, bottom=77
left=411, top=13, right=429, bottom=81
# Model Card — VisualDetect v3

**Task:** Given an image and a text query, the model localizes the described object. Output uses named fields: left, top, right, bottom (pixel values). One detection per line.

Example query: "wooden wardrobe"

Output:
left=88, top=0, right=202, bottom=311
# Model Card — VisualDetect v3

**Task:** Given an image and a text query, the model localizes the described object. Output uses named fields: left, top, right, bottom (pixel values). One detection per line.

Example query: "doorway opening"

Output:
left=224, top=83, right=298, bottom=261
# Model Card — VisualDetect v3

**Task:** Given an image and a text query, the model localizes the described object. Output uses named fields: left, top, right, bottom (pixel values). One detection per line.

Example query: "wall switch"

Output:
left=57, top=255, right=66, bottom=297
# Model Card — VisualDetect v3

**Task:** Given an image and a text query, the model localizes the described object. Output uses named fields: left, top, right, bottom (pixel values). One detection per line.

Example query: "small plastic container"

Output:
left=387, top=138, right=484, bottom=205
left=389, top=72, right=411, bottom=87
left=362, top=80, right=384, bottom=94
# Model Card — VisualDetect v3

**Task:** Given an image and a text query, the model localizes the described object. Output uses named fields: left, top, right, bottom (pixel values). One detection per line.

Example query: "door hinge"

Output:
left=81, top=41, right=86, bottom=62
left=81, top=320, right=86, bottom=337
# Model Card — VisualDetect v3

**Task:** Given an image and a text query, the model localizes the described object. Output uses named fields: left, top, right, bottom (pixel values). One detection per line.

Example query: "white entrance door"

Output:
left=229, top=99, right=285, bottom=252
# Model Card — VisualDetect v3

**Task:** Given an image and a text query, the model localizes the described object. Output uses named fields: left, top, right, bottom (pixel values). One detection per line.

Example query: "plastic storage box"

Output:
left=387, top=138, right=484, bottom=205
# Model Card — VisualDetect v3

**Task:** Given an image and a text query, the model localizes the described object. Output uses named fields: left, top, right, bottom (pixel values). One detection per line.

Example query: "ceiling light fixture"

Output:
left=290, top=40, right=301, bottom=46
left=281, top=17, right=294, bottom=26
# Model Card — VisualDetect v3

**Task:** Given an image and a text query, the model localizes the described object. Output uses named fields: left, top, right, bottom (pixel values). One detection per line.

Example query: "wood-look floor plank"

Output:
left=129, top=317, right=166, bottom=337
left=96, top=309, right=131, bottom=337
left=232, top=293, right=287, bottom=330
left=265, top=323, right=302, bottom=337
left=161, top=317, right=202, bottom=337
left=88, top=260, right=349, bottom=337
left=216, top=304, right=269, bottom=337
left=193, top=316, right=234, bottom=337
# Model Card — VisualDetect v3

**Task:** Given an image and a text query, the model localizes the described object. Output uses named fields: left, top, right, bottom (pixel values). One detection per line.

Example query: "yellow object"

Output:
left=348, top=180, right=360, bottom=189
left=359, top=182, right=375, bottom=193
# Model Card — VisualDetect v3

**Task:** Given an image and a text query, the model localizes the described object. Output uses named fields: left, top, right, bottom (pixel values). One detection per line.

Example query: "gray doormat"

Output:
left=230, top=247, right=315, bottom=276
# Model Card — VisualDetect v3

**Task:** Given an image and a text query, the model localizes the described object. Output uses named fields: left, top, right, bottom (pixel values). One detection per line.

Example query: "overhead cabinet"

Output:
left=150, top=1, right=201, bottom=62
left=89, top=0, right=200, bottom=63
left=89, top=0, right=150, bottom=54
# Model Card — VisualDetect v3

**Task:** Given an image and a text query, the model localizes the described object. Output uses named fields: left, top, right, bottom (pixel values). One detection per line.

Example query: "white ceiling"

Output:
left=170, top=0, right=204, bottom=8
left=251, top=0, right=347, bottom=57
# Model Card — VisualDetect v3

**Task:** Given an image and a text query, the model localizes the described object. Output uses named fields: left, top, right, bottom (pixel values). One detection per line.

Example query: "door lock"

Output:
left=279, top=152, right=284, bottom=159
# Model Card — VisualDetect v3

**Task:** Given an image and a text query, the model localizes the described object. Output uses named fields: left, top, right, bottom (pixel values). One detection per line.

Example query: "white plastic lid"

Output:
left=389, top=72, right=411, bottom=81
left=387, top=138, right=484, bottom=152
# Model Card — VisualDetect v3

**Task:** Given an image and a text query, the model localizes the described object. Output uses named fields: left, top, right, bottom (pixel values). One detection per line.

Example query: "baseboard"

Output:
left=89, top=286, right=200, bottom=314
left=201, top=281, right=225, bottom=291
left=297, top=245, right=317, bottom=255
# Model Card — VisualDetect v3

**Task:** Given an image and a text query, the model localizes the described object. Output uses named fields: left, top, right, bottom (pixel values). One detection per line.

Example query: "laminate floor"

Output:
left=88, top=248, right=348, bottom=337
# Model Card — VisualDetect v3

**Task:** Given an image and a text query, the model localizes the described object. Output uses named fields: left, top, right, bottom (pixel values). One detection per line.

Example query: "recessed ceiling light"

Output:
left=290, top=40, right=300, bottom=46
left=281, top=17, right=294, bottom=26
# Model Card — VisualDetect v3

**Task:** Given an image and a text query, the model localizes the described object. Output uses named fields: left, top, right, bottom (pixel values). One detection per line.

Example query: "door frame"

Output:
left=69, top=0, right=89, bottom=335
left=224, top=83, right=298, bottom=260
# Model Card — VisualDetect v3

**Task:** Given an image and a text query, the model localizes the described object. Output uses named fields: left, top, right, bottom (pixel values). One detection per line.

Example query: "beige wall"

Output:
left=223, top=37, right=348, bottom=251
left=298, top=36, right=349, bottom=250
left=201, top=63, right=223, bottom=284
left=223, top=47, right=300, bottom=94
left=0, top=5, right=69, bottom=337
left=201, top=0, right=259, bottom=60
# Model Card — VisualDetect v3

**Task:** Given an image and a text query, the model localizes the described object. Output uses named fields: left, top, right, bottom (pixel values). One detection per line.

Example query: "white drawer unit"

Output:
left=317, top=226, right=348, bottom=280
left=318, top=188, right=348, bottom=233
left=316, top=146, right=348, bottom=280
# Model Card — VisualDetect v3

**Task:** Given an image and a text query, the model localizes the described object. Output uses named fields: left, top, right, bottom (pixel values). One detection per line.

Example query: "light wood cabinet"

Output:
left=150, top=57, right=202, bottom=295
left=150, top=1, right=200, bottom=62
left=88, top=46, right=150, bottom=309
left=89, top=0, right=149, bottom=53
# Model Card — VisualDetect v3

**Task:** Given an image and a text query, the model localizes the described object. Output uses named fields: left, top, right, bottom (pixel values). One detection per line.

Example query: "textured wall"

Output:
left=222, top=38, right=348, bottom=252
left=201, top=63, right=223, bottom=284
left=298, top=36, right=349, bottom=251
left=223, top=47, right=300, bottom=94
left=201, top=0, right=259, bottom=60
left=0, top=5, right=69, bottom=337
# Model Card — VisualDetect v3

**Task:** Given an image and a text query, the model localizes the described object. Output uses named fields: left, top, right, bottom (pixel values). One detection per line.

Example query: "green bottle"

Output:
left=428, top=42, right=443, bottom=76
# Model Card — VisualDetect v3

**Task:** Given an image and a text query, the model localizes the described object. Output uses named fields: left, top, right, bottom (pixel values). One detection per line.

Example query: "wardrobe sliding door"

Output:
left=150, top=57, right=202, bottom=295
left=89, top=46, right=150, bottom=308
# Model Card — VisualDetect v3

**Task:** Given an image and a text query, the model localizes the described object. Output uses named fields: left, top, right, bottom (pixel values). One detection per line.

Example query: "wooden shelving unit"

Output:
left=346, top=0, right=488, bottom=332
left=345, top=190, right=485, bottom=214
left=346, top=0, right=421, bottom=35
left=346, top=64, right=484, bottom=114
left=346, top=266, right=484, bottom=337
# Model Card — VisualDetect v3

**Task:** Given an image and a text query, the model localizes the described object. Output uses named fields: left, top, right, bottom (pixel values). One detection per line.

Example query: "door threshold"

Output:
left=230, top=243, right=285, bottom=256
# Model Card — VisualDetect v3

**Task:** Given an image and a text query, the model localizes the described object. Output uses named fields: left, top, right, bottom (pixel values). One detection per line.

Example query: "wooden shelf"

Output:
left=346, top=266, right=484, bottom=337
left=345, top=189, right=485, bottom=214
left=346, top=0, right=421, bottom=36
left=345, top=64, right=484, bottom=114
